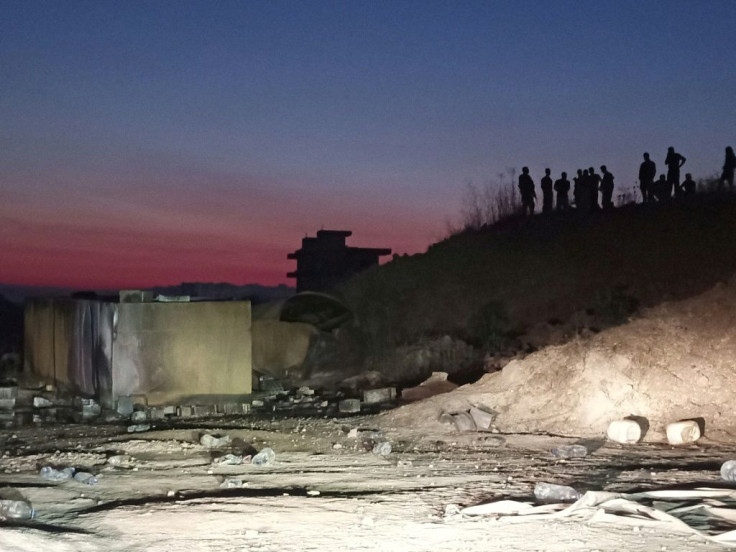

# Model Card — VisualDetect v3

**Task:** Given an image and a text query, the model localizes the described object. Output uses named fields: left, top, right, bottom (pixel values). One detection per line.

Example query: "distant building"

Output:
left=287, top=230, right=391, bottom=293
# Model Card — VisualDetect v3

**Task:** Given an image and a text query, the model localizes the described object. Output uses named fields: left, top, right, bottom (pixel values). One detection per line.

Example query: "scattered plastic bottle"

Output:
left=107, top=455, right=135, bottom=469
left=73, top=472, right=98, bottom=486
left=372, top=441, right=392, bottom=456
left=533, top=482, right=581, bottom=502
left=251, top=447, right=275, bottom=466
left=39, top=466, right=75, bottom=482
left=551, top=444, right=588, bottom=459
left=200, top=434, right=231, bottom=449
left=220, top=478, right=243, bottom=489
left=127, top=424, right=151, bottom=433
left=0, top=499, right=35, bottom=520
left=214, top=454, right=243, bottom=466
left=721, top=460, right=736, bottom=481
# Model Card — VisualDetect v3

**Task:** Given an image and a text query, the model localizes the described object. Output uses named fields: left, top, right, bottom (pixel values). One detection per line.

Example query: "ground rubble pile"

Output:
left=382, top=278, right=736, bottom=442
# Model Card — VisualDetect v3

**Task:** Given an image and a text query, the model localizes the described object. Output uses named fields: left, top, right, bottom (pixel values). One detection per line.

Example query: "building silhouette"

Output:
left=287, top=230, right=391, bottom=292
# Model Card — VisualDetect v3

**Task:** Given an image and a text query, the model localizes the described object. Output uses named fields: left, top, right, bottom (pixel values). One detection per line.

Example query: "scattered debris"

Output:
left=607, top=419, right=644, bottom=444
left=401, top=372, right=458, bottom=402
left=468, top=405, right=496, bottom=430
left=462, top=488, right=736, bottom=545
left=213, top=453, right=244, bottom=466
left=80, top=398, right=101, bottom=420
left=73, top=471, right=98, bottom=485
left=107, top=455, right=135, bottom=469
left=116, top=396, right=135, bottom=416
left=200, top=434, right=231, bottom=448
left=33, top=396, right=54, bottom=408
left=40, top=466, right=75, bottom=482
left=533, top=482, right=581, bottom=502
left=439, top=409, right=484, bottom=431
left=338, top=399, right=361, bottom=414
left=130, top=410, right=148, bottom=423
left=251, top=447, right=275, bottom=466
left=127, top=424, right=151, bottom=433
left=722, top=460, right=736, bottom=481
left=550, top=444, right=588, bottom=459
left=461, top=500, right=535, bottom=516
left=666, top=420, right=701, bottom=445
left=372, top=441, right=392, bottom=456
left=0, top=499, right=35, bottom=520
left=219, top=478, right=243, bottom=489
left=362, top=388, right=396, bottom=404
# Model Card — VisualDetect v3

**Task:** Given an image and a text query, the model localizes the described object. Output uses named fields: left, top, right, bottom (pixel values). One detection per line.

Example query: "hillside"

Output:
left=326, top=195, right=736, bottom=384
left=381, top=275, right=736, bottom=441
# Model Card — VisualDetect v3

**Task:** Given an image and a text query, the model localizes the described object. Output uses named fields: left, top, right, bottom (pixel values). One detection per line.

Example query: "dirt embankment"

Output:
left=383, top=277, right=736, bottom=442
left=340, top=196, right=736, bottom=358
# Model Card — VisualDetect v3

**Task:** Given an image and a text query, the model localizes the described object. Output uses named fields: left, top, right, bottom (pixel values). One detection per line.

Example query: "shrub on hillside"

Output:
left=456, top=171, right=521, bottom=233
left=469, top=300, right=511, bottom=351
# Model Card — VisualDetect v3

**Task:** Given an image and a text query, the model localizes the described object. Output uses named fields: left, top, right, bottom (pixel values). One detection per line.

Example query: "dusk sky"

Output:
left=2, top=1, right=734, bottom=289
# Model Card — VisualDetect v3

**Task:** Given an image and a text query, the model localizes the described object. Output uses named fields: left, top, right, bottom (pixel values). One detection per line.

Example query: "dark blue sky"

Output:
left=2, top=1, right=734, bottom=287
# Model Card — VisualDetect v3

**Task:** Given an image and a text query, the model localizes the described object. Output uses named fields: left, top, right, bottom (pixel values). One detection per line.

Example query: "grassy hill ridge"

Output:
left=332, top=195, right=736, bottom=379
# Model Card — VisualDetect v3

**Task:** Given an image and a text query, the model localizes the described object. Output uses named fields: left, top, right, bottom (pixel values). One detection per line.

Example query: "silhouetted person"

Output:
left=721, top=146, right=735, bottom=191
left=554, top=171, right=570, bottom=210
left=518, top=166, right=536, bottom=216
left=638, top=152, right=656, bottom=203
left=665, top=147, right=686, bottom=197
left=573, top=169, right=583, bottom=207
left=682, top=173, right=696, bottom=196
left=578, top=169, right=591, bottom=212
left=588, top=166, right=601, bottom=211
left=540, top=168, right=553, bottom=213
left=600, top=165, right=615, bottom=210
left=653, top=174, right=668, bottom=201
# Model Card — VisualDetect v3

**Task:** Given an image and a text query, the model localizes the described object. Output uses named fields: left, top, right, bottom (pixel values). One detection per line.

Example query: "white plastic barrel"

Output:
left=606, top=419, right=643, bottom=444
left=666, top=420, right=701, bottom=445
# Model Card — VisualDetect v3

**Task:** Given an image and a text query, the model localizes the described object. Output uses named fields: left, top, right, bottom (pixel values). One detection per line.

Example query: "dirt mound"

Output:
left=382, top=277, right=736, bottom=442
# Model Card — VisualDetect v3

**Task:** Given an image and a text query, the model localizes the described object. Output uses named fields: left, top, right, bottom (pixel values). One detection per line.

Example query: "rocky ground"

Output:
left=1, top=415, right=735, bottom=551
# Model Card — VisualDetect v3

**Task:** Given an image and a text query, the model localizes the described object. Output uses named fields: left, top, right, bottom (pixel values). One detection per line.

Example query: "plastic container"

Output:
left=0, top=499, right=35, bottom=520
left=372, top=441, right=392, bottom=456
left=666, top=420, right=701, bottom=445
left=251, top=447, right=275, bottom=466
left=533, top=482, right=580, bottom=502
left=39, top=466, right=74, bottom=482
left=606, top=419, right=643, bottom=444
left=551, top=444, right=588, bottom=459
left=220, top=478, right=243, bottom=489
left=200, top=434, right=231, bottom=448
left=73, top=472, right=98, bottom=485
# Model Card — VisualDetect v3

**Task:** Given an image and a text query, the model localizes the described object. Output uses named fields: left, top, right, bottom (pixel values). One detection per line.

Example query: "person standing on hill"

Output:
left=721, top=146, right=735, bottom=191
left=578, top=169, right=591, bottom=212
left=665, top=147, right=686, bottom=196
left=654, top=174, right=668, bottom=201
left=518, top=166, right=536, bottom=216
left=573, top=169, right=583, bottom=208
left=682, top=173, right=696, bottom=196
left=554, top=171, right=571, bottom=210
left=600, top=166, right=615, bottom=210
left=639, top=152, right=656, bottom=203
left=540, top=168, right=554, bottom=214
left=588, top=166, right=601, bottom=211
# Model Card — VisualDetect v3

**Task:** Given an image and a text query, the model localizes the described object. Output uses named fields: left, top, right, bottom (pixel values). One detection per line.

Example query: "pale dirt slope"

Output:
left=383, top=277, right=736, bottom=442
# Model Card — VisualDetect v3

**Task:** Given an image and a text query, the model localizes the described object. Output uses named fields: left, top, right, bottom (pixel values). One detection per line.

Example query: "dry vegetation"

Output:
left=334, top=194, right=736, bottom=382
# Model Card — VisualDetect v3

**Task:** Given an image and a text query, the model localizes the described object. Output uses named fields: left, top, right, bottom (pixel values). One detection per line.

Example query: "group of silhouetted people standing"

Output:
left=638, top=147, right=690, bottom=202
left=639, top=146, right=735, bottom=202
left=518, top=146, right=735, bottom=217
left=517, top=165, right=616, bottom=216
